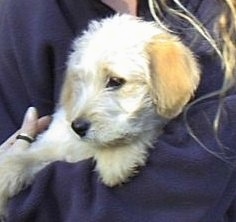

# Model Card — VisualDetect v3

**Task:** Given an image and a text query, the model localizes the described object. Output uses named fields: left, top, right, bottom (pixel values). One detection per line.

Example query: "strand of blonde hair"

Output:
left=148, top=0, right=236, bottom=162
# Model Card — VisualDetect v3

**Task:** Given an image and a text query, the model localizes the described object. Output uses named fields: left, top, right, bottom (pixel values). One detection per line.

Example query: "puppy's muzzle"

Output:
left=71, top=118, right=91, bottom=137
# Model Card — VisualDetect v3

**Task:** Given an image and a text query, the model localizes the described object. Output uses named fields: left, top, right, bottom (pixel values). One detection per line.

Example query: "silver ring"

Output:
left=16, top=133, right=35, bottom=143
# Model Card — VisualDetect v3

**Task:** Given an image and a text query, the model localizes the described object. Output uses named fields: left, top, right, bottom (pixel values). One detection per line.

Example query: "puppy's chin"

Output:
left=80, top=132, right=139, bottom=149
left=84, top=127, right=160, bottom=150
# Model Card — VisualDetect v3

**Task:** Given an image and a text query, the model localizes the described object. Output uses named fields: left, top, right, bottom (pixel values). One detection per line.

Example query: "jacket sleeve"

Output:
left=228, top=199, right=236, bottom=221
left=0, top=0, right=75, bottom=143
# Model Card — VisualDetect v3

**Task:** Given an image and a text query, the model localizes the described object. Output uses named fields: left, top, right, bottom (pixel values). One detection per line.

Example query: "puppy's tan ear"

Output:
left=147, top=33, right=200, bottom=119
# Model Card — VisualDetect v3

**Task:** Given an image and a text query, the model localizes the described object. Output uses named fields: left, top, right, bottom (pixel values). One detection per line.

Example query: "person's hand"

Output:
left=0, top=107, right=51, bottom=152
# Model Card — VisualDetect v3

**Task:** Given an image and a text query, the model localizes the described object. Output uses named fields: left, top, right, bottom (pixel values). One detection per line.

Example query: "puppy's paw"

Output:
left=94, top=146, right=147, bottom=187
left=98, top=167, right=135, bottom=187
left=0, top=180, right=14, bottom=220
left=0, top=215, right=6, bottom=222
left=0, top=153, right=37, bottom=217
left=0, top=200, right=7, bottom=222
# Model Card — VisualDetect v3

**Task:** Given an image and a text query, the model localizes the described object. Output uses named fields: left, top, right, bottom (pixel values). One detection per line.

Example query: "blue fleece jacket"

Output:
left=0, top=0, right=236, bottom=221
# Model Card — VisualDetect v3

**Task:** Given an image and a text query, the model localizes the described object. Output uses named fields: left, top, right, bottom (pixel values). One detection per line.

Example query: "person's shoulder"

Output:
left=1, top=0, right=91, bottom=14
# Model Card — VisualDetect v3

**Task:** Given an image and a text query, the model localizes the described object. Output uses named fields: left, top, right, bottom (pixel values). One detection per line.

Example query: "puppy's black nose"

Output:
left=71, top=119, right=91, bottom=137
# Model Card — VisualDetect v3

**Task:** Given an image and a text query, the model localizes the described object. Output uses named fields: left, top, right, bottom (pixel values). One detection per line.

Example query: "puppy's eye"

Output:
left=106, top=77, right=126, bottom=90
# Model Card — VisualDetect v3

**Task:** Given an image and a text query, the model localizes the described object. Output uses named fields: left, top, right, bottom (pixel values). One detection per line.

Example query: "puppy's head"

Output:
left=60, top=15, right=200, bottom=147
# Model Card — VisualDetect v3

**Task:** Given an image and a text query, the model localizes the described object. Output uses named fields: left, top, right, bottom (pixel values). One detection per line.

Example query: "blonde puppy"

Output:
left=0, top=14, right=200, bottom=217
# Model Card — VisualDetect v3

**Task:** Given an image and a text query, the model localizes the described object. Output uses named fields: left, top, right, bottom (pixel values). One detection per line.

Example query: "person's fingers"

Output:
left=0, top=107, right=52, bottom=153
left=13, top=107, right=38, bottom=150
left=37, top=116, right=52, bottom=134
left=0, top=130, right=20, bottom=151
left=20, top=107, right=39, bottom=138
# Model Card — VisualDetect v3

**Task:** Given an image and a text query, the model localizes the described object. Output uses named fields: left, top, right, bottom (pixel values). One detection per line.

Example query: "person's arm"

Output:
left=0, top=0, right=75, bottom=144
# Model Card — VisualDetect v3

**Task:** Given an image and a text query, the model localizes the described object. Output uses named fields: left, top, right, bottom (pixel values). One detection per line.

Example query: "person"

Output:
left=0, top=0, right=236, bottom=221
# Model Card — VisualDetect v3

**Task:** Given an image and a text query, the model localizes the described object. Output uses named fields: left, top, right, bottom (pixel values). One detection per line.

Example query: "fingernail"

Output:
left=25, top=107, right=37, bottom=122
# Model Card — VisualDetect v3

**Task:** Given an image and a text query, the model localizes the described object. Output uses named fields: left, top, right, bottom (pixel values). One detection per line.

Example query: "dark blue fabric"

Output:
left=0, top=0, right=235, bottom=221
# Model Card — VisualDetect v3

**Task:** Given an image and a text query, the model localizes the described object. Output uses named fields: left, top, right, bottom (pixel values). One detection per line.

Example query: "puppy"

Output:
left=0, top=14, right=200, bottom=218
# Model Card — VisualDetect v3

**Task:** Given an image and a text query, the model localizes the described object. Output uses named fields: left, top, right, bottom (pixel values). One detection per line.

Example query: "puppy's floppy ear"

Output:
left=147, top=33, right=200, bottom=119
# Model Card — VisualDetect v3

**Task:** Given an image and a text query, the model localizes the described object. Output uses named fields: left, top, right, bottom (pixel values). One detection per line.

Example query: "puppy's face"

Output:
left=61, top=56, right=159, bottom=146
left=60, top=15, right=200, bottom=147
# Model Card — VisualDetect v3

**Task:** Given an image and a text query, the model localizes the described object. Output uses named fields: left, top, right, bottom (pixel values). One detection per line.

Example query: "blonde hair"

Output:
left=148, top=0, right=236, bottom=161
left=148, top=0, right=236, bottom=84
